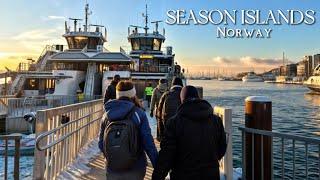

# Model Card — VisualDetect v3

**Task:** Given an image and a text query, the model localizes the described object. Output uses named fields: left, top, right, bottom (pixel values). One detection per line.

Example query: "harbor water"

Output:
left=2, top=80, right=320, bottom=179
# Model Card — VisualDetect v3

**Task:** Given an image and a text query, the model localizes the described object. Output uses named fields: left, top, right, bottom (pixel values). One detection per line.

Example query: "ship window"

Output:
left=131, top=39, right=140, bottom=50
left=140, top=38, right=153, bottom=51
left=74, top=36, right=88, bottom=49
left=153, top=39, right=161, bottom=51
left=88, top=37, right=100, bottom=49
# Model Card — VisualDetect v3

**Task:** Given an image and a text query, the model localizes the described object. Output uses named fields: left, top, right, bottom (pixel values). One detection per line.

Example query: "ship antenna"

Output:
left=85, top=3, right=92, bottom=32
left=142, top=4, right=149, bottom=34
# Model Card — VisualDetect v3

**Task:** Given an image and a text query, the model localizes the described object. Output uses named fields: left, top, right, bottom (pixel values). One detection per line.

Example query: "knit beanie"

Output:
left=172, top=77, right=183, bottom=86
left=180, top=85, right=199, bottom=103
left=116, top=81, right=136, bottom=99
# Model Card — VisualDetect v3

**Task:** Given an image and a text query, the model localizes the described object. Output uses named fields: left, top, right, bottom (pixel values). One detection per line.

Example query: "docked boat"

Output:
left=242, top=72, right=263, bottom=82
left=0, top=3, right=185, bottom=133
left=304, top=64, right=320, bottom=92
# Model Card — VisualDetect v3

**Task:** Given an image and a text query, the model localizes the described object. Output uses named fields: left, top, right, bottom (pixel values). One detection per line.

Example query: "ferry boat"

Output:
left=1, top=3, right=184, bottom=99
left=117, top=4, right=185, bottom=96
left=304, top=64, right=320, bottom=92
left=242, top=72, right=263, bottom=82
left=0, top=3, right=184, bottom=134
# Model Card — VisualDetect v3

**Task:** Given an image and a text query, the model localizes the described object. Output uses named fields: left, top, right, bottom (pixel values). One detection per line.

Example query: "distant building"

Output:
left=314, top=54, right=320, bottom=70
left=269, top=68, right=280, bottom=76
left=303, top=55, right=313, bottom=77
left=280, top=64, right=297, bottom=77
left=297, top=61, right=307, bottom=77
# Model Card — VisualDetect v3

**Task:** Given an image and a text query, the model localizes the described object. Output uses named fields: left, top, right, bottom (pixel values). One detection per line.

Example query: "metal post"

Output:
left=245, top=96, right=272, bottom=180
left=14, top=138, right=20, bottom=180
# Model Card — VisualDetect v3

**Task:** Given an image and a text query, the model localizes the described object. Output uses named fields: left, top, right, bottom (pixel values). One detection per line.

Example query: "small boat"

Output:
left=0, top=134, right=35, bottom=156
left=304, top=64, right=320, bottom=92
left=218, top=77, right=226, bottom=81
left=242, top=72, right=263, bottom=82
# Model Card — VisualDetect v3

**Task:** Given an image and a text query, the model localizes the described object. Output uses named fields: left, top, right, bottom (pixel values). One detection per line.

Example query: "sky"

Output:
left=0, top=0, right=319, bottom=74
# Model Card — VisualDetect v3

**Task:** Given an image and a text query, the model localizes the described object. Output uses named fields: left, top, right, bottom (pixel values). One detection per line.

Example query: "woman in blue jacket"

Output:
left=98, top=81, right=158, bottom=180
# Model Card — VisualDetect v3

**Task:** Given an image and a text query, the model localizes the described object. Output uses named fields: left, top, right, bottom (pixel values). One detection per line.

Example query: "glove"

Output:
left=150, top=112, right=154, bottom=118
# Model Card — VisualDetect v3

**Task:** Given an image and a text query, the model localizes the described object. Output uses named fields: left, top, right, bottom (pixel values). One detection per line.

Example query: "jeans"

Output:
left=106, top=168, right=146, bottom=180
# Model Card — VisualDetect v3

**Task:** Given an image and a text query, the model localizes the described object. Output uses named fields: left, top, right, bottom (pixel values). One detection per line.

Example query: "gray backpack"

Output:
left=103, top=107, right=142, bottom=171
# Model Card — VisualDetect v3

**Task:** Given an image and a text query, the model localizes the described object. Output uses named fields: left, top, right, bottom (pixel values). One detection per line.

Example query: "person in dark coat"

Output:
left=99, top=81, right=158, bottom=180
left=152, top=85, right=227, bottom=180
left=103, top=74, right=120, bottom=104
left=150, top=79, right=168, bottom=141
left=156, top=77, right=183, bottom=141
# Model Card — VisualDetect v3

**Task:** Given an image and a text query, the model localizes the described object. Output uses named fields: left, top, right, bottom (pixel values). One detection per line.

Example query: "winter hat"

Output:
left=180, top=85, right=200, bottom=103
left=113, top=74, right=120, bottom=82
left=116, top=81, right=136, bottom=99
left=159, top=78, right=168, bottom=84
left=172, top=77, right=183, bottom=86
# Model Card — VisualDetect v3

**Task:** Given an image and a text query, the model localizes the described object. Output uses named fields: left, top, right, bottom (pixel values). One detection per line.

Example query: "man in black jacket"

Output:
left=152, top=85, right=227, bottom=180
left=156, top=77, right=183, bottom=141
left=103, top=74, right=120, bottom=104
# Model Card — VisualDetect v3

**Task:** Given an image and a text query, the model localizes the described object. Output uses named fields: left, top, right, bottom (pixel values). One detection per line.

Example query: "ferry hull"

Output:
left=306, top=85, right=320, bottom=92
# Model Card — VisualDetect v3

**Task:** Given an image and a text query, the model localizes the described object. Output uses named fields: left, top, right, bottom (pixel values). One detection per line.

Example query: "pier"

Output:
left=0, top=97, right=320, bottom=179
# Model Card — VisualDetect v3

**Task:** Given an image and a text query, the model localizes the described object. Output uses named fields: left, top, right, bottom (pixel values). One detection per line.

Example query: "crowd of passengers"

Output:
left=99, top=75, right=227, bottom=180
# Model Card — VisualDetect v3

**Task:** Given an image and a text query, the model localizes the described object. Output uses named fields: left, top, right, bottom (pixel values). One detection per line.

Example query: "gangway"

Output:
left=33, top=99, right=233, bottom=180
left=84, top=62, right=97, bottom=96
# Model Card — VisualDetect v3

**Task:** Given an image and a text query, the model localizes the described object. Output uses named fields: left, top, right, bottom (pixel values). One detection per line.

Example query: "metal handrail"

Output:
left=35, top=109, right=103, bottom=151
left=239, top=127, right=320, bottom=144
left=239, top=126, right=320, bottom=179
left=0, top=135, right=22, bottom=180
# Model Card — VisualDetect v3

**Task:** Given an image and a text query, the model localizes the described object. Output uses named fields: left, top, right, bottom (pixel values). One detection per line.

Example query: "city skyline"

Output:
left=0, top=0, right=319, bottom=73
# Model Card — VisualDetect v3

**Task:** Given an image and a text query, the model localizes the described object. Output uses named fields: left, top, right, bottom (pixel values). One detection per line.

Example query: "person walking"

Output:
left=103, top=74, right=120, bottom=104
left=150, top=79, right=168, bottom=141
left=98, top=81, right=158, bottom=180
left=156, top=77, right=183, bottom=141
left=152, top=85, right=227, bottom=180
left=144, top=83, right=154, bottom=107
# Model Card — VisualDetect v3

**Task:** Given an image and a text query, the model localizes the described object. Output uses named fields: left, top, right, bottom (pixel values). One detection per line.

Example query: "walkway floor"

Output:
left=78, top=140, right=160, bottom=180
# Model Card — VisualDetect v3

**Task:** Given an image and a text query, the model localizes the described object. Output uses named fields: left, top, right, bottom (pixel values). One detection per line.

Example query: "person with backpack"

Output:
left=156, top=77, right=183, bottom=141
left=150, top=79, right=168, bottom=141
left=103, top=74, right=120, bottom=104
left=152, top=85, right=227, bottom=180
left=98, top=81, right=158, bottom=180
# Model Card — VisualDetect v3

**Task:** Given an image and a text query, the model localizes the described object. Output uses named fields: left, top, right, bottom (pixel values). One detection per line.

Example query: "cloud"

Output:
left=212, top=56, right=288, bottom=68
left=47, top=16, right=65, bottom=20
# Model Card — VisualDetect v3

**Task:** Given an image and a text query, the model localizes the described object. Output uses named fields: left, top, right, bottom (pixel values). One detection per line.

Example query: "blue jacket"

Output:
left=98, top=99, right=158, bottom=171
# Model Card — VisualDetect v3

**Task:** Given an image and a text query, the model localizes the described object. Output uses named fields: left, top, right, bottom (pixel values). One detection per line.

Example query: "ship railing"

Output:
left=33, top=99, right=104, bottom=180
left=239, top=127, right=320, bottom=179
left=0, top=95, right=15, bottom=115
left=0, top=134, right=22, bottom=180
left=7, top=95, right=102, bottom=117
left=133, top=65, right=171, bottom=73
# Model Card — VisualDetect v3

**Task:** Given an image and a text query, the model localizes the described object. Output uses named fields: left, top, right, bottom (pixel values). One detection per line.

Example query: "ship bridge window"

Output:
left=132, top=39, right=140, bottom=51
left=153, top=39, right=162, bottom=51
left=88, top=37, right=101, bottom=50
left=74, top=36, right=88, bottom=49
left=140, top=38, right=153, bottom=51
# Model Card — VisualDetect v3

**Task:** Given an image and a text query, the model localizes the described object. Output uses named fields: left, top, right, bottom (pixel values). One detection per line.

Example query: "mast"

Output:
left=142, top=4, right=149, bottom=34
left=84, top=3, right=91, bottom=32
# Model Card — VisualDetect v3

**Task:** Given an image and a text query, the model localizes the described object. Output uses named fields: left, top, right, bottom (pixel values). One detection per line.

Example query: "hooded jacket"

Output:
left=152, top=99, right=227, bottom=180
left=103, top=80, right=118, bottom=104
left=98, top=99, right=158, bottom=171
left=150, top=83, right=168, bottom=115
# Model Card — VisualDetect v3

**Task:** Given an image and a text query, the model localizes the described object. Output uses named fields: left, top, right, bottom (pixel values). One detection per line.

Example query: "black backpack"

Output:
left=103, top=107, right=142, bottom=171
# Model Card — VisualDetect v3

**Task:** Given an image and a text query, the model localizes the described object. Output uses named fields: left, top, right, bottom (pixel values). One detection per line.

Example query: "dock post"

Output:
left=244, top=96, right=272, bottom=180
